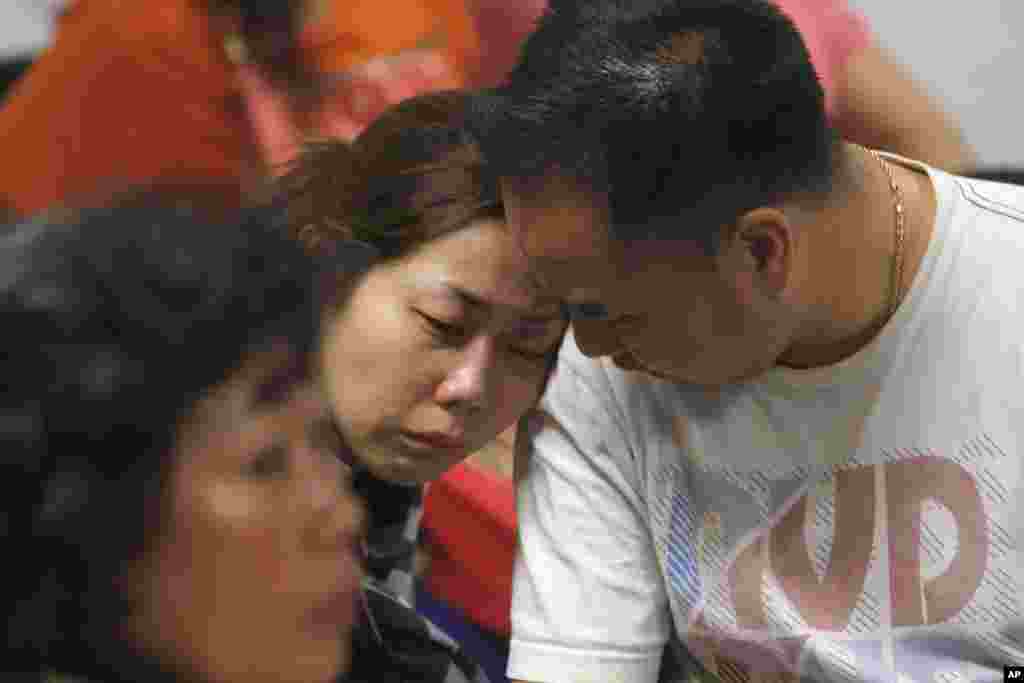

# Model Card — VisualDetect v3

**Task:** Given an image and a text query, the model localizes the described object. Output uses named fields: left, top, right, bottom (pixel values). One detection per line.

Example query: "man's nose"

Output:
left=572, top=318, right=624, bottom=357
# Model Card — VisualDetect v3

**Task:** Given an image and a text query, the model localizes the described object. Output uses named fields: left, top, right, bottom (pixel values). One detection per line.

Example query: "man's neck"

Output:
left=778, top=144, right=937, bottom=370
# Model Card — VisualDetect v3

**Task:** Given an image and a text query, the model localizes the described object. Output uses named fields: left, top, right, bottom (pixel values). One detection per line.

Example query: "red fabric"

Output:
left=237, top=50, right=460, bottom=172
left=0, top=0, right=253, bottom=215
left=423, top=462, right=516, bottom=636
left=0, top=0, right=470, bottom=215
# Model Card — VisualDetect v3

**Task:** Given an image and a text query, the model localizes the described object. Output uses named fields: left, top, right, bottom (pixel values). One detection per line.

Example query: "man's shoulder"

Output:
left=953, top=174, right=1024, bottom=224
left=942, top=174, right=1024, bottom=310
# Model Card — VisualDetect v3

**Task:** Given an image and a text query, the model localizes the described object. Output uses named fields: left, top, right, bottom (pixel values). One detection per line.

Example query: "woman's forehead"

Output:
left=396, top=218, right=559, bottom=311
left=412, top=278, right=562, bottom=323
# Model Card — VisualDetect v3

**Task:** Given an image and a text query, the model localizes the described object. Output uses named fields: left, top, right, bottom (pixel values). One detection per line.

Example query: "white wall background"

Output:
left=0, top=1, right=62, bottom=59
left=847, top=0, right=1024, bottom=169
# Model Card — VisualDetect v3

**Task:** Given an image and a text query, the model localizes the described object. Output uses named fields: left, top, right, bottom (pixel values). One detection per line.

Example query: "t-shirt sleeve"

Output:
left=508, top=339, right=671, bottom=683
left=771, top=0, right=871, bottom=116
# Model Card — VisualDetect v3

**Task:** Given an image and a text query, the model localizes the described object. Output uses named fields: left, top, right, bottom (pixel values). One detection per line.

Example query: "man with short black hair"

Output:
left=466, top=1, right=1024, bottom=681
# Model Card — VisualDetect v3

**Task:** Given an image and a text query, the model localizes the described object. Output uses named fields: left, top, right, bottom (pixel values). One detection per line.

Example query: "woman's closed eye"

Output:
left=502, top=334, right=555, bottom=362
left=416, top=311, right=468, bottom=344
left=507, top=345, right=551, bottom=362
left=417, top=310, right=559, bottom=362
left=503, top=319, right=564, bottom=362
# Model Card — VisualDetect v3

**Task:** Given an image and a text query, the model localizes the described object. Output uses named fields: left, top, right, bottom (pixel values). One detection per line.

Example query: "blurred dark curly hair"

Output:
left=0, top=191, right=322, bottom=681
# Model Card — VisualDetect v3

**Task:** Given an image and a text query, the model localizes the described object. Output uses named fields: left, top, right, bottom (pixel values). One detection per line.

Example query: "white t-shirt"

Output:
left=509, top=159, right=1024, bottom=682
left=0, top=1, right=64, bottom=59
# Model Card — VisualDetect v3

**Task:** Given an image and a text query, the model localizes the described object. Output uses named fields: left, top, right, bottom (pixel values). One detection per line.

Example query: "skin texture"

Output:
left=127, top=351, right=364, bottom=683
left=500, top=176, right=800, bottom=386
left=500, top=143, right=937, bottom=388
left=320, top=217, right=566, bottom=484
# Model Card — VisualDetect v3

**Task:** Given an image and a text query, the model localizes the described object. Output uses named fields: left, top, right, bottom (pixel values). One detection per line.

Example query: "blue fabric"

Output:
left=416, top=584, right=510, bottom=683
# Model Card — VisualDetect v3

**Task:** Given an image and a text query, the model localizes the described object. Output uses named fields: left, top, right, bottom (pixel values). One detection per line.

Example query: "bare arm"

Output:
left=833, top=40, right=975, bottom=173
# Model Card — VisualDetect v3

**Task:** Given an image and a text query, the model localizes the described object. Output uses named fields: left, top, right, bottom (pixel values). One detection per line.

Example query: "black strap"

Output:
left=342, top=586, right=489, bottom=683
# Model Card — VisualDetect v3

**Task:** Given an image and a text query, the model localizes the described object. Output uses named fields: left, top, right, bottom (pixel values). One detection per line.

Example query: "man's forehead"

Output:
left=500, top=176, right=610, bottom=262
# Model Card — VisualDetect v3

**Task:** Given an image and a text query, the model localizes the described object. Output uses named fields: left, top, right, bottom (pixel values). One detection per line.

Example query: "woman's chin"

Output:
left=360, top=440, right=465, bottom=484
left=363, top=453, right=438, bottom=485
left=277, top=627, right=352, bottom=683
left=281, top=648, right=346, bottom=683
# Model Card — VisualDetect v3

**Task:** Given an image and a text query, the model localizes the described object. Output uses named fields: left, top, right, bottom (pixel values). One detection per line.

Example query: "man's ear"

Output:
left=726, top=207, right=794, bottom=297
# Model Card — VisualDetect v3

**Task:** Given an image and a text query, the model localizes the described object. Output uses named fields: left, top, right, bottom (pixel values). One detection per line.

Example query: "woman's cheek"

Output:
left=206, top=482, right=260, bottom=524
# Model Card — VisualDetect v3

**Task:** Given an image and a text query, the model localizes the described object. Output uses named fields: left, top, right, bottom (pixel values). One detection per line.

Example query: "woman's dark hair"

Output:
left=277, top=90, right=503, bottom=264
left=1, top=192, right=322, bottom=681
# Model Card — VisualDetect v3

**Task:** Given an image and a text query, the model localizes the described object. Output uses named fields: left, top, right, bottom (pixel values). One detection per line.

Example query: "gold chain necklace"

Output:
left=868, top=148, right=906, bottom=322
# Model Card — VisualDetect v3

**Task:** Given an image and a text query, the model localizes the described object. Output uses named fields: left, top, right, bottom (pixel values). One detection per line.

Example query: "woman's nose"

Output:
left=435, top=334, right=495, bottom=412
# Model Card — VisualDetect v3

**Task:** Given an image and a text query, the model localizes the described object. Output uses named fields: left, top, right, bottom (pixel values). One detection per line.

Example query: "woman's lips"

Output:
left=399, top=430, right=466, bottom=451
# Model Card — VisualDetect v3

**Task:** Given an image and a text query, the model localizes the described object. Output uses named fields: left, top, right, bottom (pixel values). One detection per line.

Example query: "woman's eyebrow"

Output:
left=443, top=284, right=566, bottom=321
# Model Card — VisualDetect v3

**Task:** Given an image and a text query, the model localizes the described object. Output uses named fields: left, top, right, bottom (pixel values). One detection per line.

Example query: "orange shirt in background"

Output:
left=0, top=0, right=478, bottom=216
left=312, top=0, right=479, bottom=78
